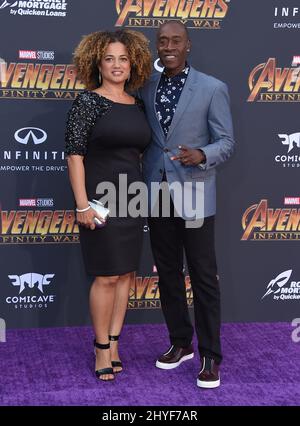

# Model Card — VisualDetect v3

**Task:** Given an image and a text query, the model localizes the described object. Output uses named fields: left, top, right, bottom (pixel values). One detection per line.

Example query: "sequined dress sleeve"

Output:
left=65, top=91, right=111, bottom=156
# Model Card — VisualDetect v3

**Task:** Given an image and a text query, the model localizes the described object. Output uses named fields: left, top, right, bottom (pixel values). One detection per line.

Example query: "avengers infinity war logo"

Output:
left=0, top=208, right=79, bottom=244
left=128, top=274, right=193, bottom=309
left=248, top=58, right=300, bottom=102
left=115, top=0, right=230, bottom=29
left=0, top=62, right=84, bottom=100
left=241, top=199, right=300, bottom=241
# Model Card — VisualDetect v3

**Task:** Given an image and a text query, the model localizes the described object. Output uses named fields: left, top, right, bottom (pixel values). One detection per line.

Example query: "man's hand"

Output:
left=170, top=145, right=206, bottom=166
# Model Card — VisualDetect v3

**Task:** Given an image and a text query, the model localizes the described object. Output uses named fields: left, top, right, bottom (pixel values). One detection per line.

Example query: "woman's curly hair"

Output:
left=73, top=30, right=152, bottom=92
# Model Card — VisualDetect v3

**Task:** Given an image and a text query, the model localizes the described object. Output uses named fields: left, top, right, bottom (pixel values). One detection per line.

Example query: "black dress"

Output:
left=65, top=91, right=151, bottom=276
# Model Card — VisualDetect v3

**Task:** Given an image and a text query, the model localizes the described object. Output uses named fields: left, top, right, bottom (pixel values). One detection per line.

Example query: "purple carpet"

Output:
left=0, top=323, right=299, bottom=406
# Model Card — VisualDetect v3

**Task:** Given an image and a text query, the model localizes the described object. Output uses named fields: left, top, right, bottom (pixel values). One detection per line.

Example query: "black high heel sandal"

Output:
left=109, top=335, right=123, bottom=373
left=94, top=341, right=115, bottom=381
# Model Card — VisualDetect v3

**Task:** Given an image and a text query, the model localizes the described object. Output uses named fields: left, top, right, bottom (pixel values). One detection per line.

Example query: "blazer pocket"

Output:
left=190, top=167, right=215, bottom=179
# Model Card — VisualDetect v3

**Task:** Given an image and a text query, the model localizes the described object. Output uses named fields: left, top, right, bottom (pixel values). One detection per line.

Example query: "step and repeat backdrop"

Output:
left=0, top=0, right=299, bottom=328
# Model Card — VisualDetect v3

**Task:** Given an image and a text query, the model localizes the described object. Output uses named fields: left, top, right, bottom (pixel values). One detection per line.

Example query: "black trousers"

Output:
left=148, top=196, right=222, bottom=364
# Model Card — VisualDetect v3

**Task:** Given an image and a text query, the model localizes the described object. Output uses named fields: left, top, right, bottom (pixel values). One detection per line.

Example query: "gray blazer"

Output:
left=140, top=66, right=235, bottom=219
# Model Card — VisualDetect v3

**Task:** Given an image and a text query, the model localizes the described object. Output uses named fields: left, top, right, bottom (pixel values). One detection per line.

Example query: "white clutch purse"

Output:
left=88, top=199, right=110, bottom=227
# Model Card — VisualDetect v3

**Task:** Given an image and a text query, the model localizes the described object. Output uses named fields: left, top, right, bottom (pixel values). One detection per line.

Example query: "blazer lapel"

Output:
left=147, top=74, right=165, bottom=143
left=166, top=67, right=198, bottom=142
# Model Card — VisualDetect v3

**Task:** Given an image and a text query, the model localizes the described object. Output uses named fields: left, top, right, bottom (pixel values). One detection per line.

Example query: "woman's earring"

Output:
left=98, top=72, right=102, bottom=85
left=126, top=72, right=131, bottom=83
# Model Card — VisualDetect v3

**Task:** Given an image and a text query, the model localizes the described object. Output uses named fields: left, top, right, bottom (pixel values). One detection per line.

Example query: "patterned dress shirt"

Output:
left=155, top=65, right=190, bottom=137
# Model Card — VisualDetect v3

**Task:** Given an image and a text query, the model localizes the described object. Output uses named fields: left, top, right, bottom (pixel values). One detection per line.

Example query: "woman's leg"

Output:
left=90, top=275, right=119, bottom=380
left=109, top=271, right=134, bottom=372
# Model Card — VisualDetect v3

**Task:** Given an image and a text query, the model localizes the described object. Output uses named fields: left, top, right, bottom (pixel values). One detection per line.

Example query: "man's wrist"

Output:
left=199, top=149, right=206, bottom=163
left=197, top=149, right=207, bottom=167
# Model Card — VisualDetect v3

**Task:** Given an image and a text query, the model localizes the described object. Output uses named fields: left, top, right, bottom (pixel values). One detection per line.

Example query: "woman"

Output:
left=65, top=30, right=152, bottom=381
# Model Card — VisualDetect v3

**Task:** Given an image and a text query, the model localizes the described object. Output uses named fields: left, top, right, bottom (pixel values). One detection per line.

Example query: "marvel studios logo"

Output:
left=292, top=56, right=300, bottom=66
left=284, top=197, right=300, bottom=205
left=18, top=50, right=55, bottom=61
left=19, top=198, right=54, bottom=207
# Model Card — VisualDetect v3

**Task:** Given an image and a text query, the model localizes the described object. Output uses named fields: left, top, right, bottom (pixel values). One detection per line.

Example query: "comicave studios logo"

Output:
left=247, top=56, right=300, bottom=102
left=275, top=132, right=300, bottom=168
left=0, top=0, right=68, bottom=17
left=115, top=0, right=230, bottom=29
left=0, top=127, right=66, bottom=173
left=274, top=6, right=300, bottom=29
left=6, top=273, right=56, bottom=309
left=262, top=270, right=300, bottom=301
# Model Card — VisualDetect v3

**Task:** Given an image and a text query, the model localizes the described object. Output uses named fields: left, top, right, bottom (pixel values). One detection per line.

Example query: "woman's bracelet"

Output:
left=76, top=205, right=91, bottom=213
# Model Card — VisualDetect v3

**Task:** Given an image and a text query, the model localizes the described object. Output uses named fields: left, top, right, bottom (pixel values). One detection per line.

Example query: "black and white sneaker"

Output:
left=156, top=344, right=194, bottom=370
left=197, top=357, right=220, bottom=388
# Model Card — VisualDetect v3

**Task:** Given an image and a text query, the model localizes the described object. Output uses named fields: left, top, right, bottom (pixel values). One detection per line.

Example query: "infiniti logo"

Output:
left=14, top=127, right=47, bottom=145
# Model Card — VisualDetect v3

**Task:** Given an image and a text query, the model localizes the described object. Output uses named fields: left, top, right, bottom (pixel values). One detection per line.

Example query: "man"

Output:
left=140, top=21, right=234, bottom=389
